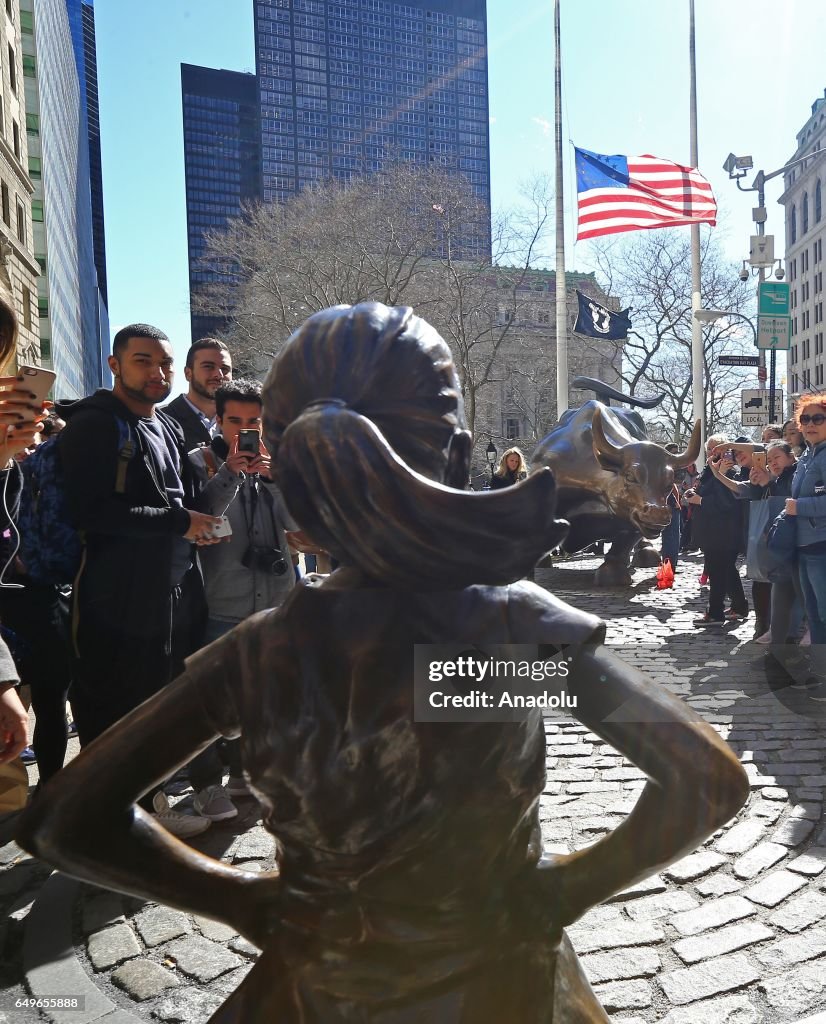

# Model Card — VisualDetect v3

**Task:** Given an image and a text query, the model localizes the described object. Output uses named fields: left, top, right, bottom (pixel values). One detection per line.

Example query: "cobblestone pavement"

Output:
left=1, top=551, right=826, bottom=1023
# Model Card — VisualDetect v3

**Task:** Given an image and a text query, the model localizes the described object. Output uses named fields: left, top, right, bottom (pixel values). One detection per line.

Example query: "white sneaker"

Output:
left=754, top=630, right=772, bottom=645
left=194, top=784, right=238, bottom=822
left=151, top=792, right=211, bottom=838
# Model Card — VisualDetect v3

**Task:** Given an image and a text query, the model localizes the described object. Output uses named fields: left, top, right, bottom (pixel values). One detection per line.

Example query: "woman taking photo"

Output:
left=19, top=304, right=747, bottom=1022
left=490, top=446, right=527, bottom=490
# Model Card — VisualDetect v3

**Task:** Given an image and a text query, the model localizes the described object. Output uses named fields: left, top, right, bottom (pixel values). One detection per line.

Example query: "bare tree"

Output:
left=196, top=163, right=554, bottom=440
left=585, top=230, right=756, bottom=441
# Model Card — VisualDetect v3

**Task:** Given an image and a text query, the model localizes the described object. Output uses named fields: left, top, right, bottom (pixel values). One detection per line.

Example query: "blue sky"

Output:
left=94, top=0, right=826, bottom=392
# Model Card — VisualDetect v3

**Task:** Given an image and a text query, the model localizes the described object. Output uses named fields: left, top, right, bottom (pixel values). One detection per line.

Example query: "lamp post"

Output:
left=485, top=441, right=497, bottom=485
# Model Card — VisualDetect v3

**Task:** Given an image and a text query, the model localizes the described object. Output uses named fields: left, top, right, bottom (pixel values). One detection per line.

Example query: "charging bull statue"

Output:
left=531, top=378, right=701, bottom=586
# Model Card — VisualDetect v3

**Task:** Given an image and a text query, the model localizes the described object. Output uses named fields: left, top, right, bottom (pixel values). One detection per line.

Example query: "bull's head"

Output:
left=591, top=407, right=701, bottom=539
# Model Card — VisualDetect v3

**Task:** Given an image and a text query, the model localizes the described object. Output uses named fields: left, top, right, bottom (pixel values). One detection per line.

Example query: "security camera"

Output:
left=739, top=266, right=750, bottom=282
left=775, top=266, right=785, bottom=280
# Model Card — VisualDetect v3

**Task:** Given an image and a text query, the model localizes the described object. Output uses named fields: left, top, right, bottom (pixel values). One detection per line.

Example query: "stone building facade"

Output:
left=0, top=0, right=39, bottom=371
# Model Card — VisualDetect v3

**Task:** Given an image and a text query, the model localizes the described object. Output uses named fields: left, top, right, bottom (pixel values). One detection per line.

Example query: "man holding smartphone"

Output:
left=185, top=379, right=295, bottom=820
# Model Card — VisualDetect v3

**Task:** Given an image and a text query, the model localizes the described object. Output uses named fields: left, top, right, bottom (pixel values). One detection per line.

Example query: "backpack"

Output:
left=17, top=418, right=135, bottom=586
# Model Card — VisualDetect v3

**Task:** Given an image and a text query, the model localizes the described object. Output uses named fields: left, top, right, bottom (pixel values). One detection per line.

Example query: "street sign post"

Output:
left=718, top=355, right=760, bottom=367
left=741, top=389, right=784, bottom=426
left=758, top=281, right=790, bottom=316
left=757, top=315, right=791, bottom=350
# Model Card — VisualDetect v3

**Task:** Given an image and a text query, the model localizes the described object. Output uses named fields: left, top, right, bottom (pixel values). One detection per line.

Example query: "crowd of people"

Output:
left=0, top=327, right=299, bottom=836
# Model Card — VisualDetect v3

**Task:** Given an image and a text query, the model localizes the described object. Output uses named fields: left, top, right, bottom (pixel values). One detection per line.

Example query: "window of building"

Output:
left=817, top=363, right=824, bottom=387
left=22, top=54, right=35, bottom=78
left=12, top=119, right=19, bottom=158
left=1, top=183, right=8, bottom=227
left=803, top=192, right=809, bottom=235
left=40, top=336, right=50, bottom=359
left=16, top=199, right=24, bottom=243
left=791, top=205, right=797, bottom=244
left=31, top=199, right=43, bottom=222
left=5, top=0, right=11, bottom=17
left=35, top=253, right=45, bottom=275
left=27, top=155, right=40, bottom=180
left=19, top=8, right=32, bottom=34
left=8, top=45, right=16, bottom=94
left=505, top=417, right=520, bottom=440
left=37, top=296, right=48, bottom=318
left=817, top=180, right=823, bottom=224
left=25, top=112, right=38, bottom=135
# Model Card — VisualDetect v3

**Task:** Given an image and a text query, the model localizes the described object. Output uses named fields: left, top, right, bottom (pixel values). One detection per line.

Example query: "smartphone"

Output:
left=752, top=450, right=767, bottom=473
left=211, top=516, right=233, bottom=538
left=15, top=364, right=56, bottom=404
left=238, top=429, right=261, bottom=455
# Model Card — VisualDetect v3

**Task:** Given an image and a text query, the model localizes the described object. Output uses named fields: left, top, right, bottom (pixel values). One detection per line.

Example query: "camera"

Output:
left=775, top=266, right=785, bottom=280
left=739, top=266, right=750, bottom=282
left=241, top=545, right=288, bottom=575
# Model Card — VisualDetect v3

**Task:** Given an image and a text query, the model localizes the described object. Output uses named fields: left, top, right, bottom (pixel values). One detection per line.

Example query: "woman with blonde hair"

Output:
left=20, top=303, right=747, bottom=1022
left=490, top=445, right=527, bottom=490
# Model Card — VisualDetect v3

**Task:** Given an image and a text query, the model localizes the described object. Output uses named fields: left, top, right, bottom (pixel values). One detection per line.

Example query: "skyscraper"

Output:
left=21, top=0, right=107, bottom=397
left=254, top=0, right=489, bottom=209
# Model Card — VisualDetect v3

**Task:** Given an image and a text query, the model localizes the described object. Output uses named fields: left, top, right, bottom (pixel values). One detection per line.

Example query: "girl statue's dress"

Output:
left=19, top=303, right=748, bottom=1023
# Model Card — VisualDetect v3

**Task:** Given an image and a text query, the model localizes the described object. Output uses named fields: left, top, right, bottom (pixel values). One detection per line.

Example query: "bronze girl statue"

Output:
left=19, top=304, right=748, bottom=1022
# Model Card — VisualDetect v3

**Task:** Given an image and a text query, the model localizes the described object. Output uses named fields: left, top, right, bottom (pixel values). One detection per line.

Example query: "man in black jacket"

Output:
left=163, top=338, right=232, bottom=451
left=58, top=325, right=223, bottom=831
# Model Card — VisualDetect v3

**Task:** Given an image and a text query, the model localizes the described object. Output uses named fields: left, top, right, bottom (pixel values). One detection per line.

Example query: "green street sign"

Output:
left=758, top=281, right=790, bottom=317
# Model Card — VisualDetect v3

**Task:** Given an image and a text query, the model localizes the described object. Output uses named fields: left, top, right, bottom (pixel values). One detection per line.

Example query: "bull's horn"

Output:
left=591, top=406, right=624, bottom=465
left=670, top=420, right=702, bottom=469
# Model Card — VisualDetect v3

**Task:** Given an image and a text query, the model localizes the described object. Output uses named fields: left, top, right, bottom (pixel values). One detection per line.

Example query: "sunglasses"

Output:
left=800, top=413, right=826, bottom=425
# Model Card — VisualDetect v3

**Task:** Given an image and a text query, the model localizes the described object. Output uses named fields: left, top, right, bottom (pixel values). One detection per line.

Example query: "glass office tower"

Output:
left=254, top=0, right=490, bottom=225
left=182, top=64, right=261, bottom=342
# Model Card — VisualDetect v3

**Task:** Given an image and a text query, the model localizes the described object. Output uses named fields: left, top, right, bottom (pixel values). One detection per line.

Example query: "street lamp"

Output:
left=693, top=308, right=757, bottom=347
left=485, top=441, right=497, bottom=483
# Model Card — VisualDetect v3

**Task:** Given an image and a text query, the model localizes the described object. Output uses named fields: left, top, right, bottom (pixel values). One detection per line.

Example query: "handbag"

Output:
left=766, top=507, right=798, bottom=577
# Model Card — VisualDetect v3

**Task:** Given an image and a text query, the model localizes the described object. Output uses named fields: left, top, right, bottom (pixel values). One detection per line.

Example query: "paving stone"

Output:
left=110, top=958, right=180, bottom=1001
left=86, top=922, right=141, bottom=970
left=164, top=935, right=244, bottom=983
left=769, top=891, right=826, bottom=933
left=672, top=921, right=774, bottom=965
left=755, top=926, right=826, bottom=969
left=579, top=946, right=660, bottom=985
left=193, top=915, right=238, bottom=942
left=132, top=905, right=191, bottom=947
left=663, top=850, right=727, bottom=882
left=798, top=788, right=824, bottom=801
left=551, top=768, right=595, bottom=781
left=659, top=952, right=761, bottom=1006
left=0, top=841, right=26, bottom=866
left=625, top=890, right=698, bottom=922
left=212, top=963, right=254, bottom=997
left=771, top=817, right=817, bottom=847
left=750, top=801, right=783, bottom=823
left=232, top=829, right=274, bottom=860
left=760, top=959, right=826, bottom=1016
left=610, top=874, right=666, bottom=902
left=155, top=986, right=225, bottom=1023
left=81, top=892, right=126, bottom=933
left=658, top=994, right=760, bottom=1024
left=714, top=820, right=766, bottom=855
left=590, top=979, right=652, bottom=1011
left=790, top=801, right=822, bottom=820
left=732, top=842, right=788, bottom=880
left=567, top=920, right=663, bottom=954
left=743, top=869, right=808, bottom=907
left=229, top=935, right=260, bottom=958
left=566, top=781, right=620, bottom=794
left=671, top=896, right=756, bottom=937
left=788, top=847, right=826, bottom=877
left=695, top=873, right=744, bottom=897
left=763, top=787, right=789, bottom=800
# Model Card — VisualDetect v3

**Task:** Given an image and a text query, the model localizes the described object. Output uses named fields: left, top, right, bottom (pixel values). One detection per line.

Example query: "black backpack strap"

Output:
left=114, top=419, right=136, bottom=495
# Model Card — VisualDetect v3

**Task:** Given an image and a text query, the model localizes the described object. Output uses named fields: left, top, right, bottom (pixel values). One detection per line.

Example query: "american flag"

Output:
left=575, top=147, right=717, bottom=242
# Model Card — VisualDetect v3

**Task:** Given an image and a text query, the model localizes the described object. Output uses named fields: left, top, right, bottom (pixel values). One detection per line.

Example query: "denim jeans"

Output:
left=189, top=618, right=243, bottom=791
left=797, top=550, right=826, bottom=675
left=660, top=506, right=681, bottom=571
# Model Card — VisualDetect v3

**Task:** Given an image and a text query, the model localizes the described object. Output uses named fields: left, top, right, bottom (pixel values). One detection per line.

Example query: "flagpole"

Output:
left=554, top=0, right=568, bottom=418
left=689, top=0, right=705, bottom=464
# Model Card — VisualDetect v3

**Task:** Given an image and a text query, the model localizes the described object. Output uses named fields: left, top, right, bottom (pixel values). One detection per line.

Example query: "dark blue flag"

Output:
left=573, top=290, right=631, bottom=340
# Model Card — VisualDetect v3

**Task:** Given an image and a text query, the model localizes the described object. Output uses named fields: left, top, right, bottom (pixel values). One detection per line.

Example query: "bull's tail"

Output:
left=572, top=377, right=665, bottom=410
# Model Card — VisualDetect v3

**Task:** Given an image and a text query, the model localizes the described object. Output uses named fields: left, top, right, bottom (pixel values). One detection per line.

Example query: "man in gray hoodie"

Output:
left=185, top=379, right=295, bottom=820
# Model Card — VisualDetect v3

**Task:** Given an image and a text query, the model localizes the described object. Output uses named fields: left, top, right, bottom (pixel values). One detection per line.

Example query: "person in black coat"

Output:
left=163, top=338, right=233, bottom=452
left=490, top=447, right=527, bottom=490
left=685, top=436, right=746, bottom=625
